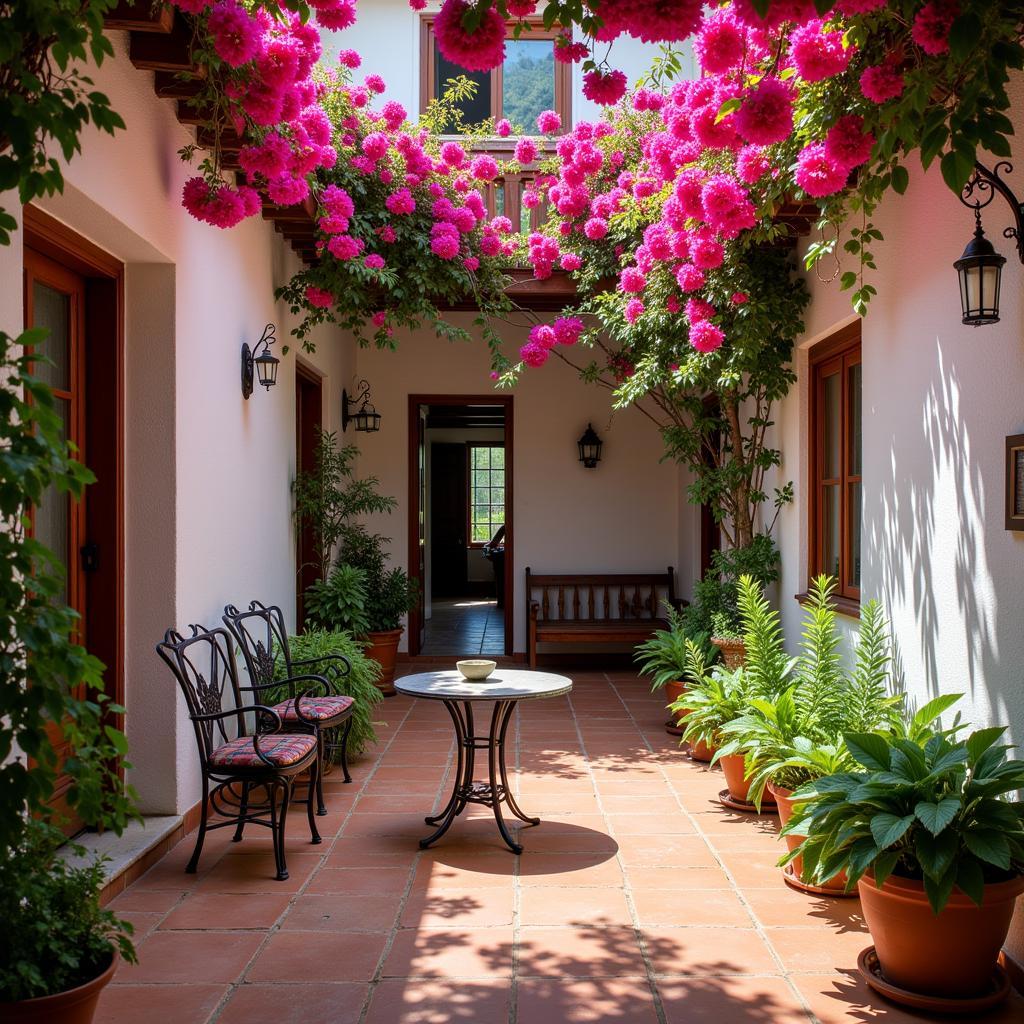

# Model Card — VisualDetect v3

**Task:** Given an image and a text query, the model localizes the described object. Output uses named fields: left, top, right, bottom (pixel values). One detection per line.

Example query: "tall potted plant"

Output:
left=0, top=331, right=138, bottom=1021
left=784, top=716, right=1024, bottom=1011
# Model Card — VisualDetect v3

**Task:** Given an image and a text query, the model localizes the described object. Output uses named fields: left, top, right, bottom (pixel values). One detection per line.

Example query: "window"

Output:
left=809, top=322, right=862, bottom=604
left=468, top=444, right=505, bottom=545
left=420, top=19, right=571, bottom=134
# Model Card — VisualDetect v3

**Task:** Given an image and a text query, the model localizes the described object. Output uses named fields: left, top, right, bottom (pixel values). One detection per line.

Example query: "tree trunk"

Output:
left=722, top=394, right=753, bottom=550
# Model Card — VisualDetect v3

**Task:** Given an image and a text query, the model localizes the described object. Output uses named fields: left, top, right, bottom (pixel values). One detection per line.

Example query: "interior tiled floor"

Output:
left=419, top=598, right=505, bottom=656
left=98, top=669, right=1024, bottom=1024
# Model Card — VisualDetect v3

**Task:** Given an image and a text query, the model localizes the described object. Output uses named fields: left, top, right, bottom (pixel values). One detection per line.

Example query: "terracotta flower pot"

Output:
left=770, top=783, right=848, bottom=894
left=664, top=680, right=687, bottom=735
left=720, top=753, right=776, bottom=807
left=711, top=636, right=746, bottom=669
left=857, top=871, right=1024, bottom=998
left=0, top=950, right=117, bottom=1024
left=364, top=627, right=403, bottom=697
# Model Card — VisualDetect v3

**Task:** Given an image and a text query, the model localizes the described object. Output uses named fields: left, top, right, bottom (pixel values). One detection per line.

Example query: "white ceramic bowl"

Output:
left=456, top=659, right=497, bottom=681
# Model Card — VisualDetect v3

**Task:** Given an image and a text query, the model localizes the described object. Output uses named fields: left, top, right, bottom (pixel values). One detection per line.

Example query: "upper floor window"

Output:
left=809, top=322, right=862, bottom=604
left=420, top=19, right=571, bottom=135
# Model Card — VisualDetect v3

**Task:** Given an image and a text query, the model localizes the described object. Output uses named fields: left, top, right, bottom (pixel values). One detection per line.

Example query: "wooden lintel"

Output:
left=129, top=17, right=196, bottom=72
left=105, top=1, right=175, bottom=33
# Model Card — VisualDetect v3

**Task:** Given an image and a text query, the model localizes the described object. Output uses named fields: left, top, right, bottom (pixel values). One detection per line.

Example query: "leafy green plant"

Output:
left=634, top=603, right=712, bottom=692
left=271, top=630, right=384, bottom=757
left=305, top=564, right=370, bottom=635
left=340, top=527, right=418, bottom=633
left=293, top=430, right=397, bottom=582
left=721, top=575, right=903, bottom=806
left=672, top=641, right=753, bottom=755
left=0, top=331, right=138, bottom=998
left=782, top=709, right=1024, bottom=914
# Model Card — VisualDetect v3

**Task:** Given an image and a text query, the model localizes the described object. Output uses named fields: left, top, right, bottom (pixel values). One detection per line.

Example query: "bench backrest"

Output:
left=526, top=567, right=676, bottom=624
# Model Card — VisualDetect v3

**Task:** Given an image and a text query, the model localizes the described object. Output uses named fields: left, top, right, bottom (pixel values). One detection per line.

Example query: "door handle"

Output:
left=80, top=542, right=100, bottom=573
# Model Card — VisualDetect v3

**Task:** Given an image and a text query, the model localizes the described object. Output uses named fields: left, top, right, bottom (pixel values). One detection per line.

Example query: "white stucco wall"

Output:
left=0, top=34, right=355, bottom=817
left=352, top=320, right=685, bottom=652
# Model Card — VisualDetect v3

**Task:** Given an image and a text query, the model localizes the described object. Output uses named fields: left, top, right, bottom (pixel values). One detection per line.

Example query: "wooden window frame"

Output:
left=806, top=321, right=862, bottom=612
left=466, top=441, right=505, bottom=549
left=418, top=16, right=572, bottom=130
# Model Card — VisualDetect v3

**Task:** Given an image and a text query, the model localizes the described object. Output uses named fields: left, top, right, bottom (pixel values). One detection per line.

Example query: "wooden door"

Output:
left=24, top=249, right=89, bottom=836
left=295, top=364, right=323, bottom=626
left=430, top=443, right=469, bottom=597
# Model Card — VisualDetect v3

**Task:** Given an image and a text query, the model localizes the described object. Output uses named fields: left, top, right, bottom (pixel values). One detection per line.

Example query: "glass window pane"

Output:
left=435, top=42, right=491, bottom=132
left=32, top=281, right=70, bottom=391
left=823, top=370, right=840, bottom=479
left=35, top=399, right=70, bottom=606
left=474, top=469, right=491, bottom=488
left=472, top=524, right=490, bottom=543
left=502, top=38, right=555, bottom=132
left=848, top=361, right=862, bottom=476
left=494, top=184, right=506, bottom=219
left=822, top=485, right=840, bottom=580
left=491, top=447, right=505, bottom=470
left=848, top=481, right=862, bottom=589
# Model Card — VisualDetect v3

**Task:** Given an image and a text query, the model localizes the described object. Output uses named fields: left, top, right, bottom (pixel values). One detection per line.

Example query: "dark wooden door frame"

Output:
left=24, top=205, right=125, bottom=828
left=407, top=394, right=514, bottom=657
left=295, top=360, right=323, bottom=627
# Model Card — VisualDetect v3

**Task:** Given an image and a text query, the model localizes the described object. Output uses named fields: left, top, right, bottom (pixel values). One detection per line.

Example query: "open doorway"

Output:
left=407, top=396, right=513, bottom=657
left=295, top=362, right=323, bottom=627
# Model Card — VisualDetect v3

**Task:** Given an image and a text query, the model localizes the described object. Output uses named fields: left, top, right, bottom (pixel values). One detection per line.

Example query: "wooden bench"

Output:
left=526, top=567, right=681, bottom=668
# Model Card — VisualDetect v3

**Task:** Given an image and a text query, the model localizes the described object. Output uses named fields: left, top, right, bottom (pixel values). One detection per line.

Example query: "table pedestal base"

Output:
left=420, top=699, right=538, bottom=854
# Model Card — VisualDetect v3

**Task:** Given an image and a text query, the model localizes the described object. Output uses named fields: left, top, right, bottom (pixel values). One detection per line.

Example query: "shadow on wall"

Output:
left=868, top=339, right=1024, bottom=738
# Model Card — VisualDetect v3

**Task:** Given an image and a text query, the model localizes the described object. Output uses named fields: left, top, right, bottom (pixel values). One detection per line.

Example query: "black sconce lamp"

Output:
left=241, top=324, right=280, bottom=399
left=955, top=161, right=1021, bottom=326
left=578, top=423, right=603, bottom=468
left=342, top=379, right=382, bottom=433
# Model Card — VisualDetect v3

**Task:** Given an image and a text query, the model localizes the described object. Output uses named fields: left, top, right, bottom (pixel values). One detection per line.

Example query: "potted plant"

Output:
left=0, top=331, right=138, bottom=1021
left=633, top=603, right=712, bottom=735
left=783, top=712, right=1024, bottom=1010
left=304, top=563, right=371, bottom=636
left=721, top=576, right=903, bottom=892
left=709, top=610, right=746, bottom=669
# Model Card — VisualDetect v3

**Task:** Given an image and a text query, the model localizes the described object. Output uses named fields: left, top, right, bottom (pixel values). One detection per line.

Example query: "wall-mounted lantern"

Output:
left=241, top=324, right=280, bottom=399
left=342, top=379, right=382, bottom=433
left=955, top=161, right=1021, bottom=326
left=578, top=423, right=603, bottom=468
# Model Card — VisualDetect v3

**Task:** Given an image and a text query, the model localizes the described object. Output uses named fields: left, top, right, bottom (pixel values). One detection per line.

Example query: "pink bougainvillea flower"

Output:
left=463, top=256, right=480, bottom=271
left=552, top=316, right=584, bottom=345
left=314, top=0, right=357, bottom=31
left=470, top=154, right=499, bottom=181
left=837, top=0, right=885, bottom=10
left=824, top=114, right=875, bottom=169
left=860, top=58, right=905, bottom=103
left=795, top=142, right=849, bottom=198
left=181, top=177, right=257, bottom=229
left=407, top=0, right=427, bottom=10
left=365, top=73, right=386, bottom=94
left=555, top=36, right=590, bottom=63
left=732, top=292, right=749, bottom=304
left=507, top=0, right=537, bottom=16
left=694, top=8, right=746, bottom=75
left=305, top=286, right=334, bottom=308
left=582, top=69, right=628, bottom=106
left=440, top=141, right=467, bottom=168
left=266, top=172, right=310, bottom=206
left=239, top=131, right=291, bottom=178
left=515, top=137, right=539, bottom=164
left=207, top=1, right=262, bottom=68
left=701, top=175, right=755, bottom=237
left=495, top=118, right=512, bottom=137
left=689, top=233, right=725, bottom=270
left=381, top=100, right=407, bottom=131
left=520, top=340, right=549, bottom=367
left=327, top=234, right=365, bottom=260
left=364, top=253, right=386, bottom=270
left=560, top=253, right=583, bottom=271
left=735, top=76, right=794, bottom=146
left=529, top=324, right=558, bottom=350
left=584, top=216, right=608, bottom=240
left=338, top=48, right=362, bottom=68
left=732, top=0, right=818, bottom=31
left=675, top=263, right=706, bottom=292
left=666, top=294, right=681, bottom=313
left=620, top=267, right=647, bottom=293
left=912, top=1, right=959, bottom=55
left=321, top=184, right=355, bottom=220
left=690, top=320, right=725, bottom=353
left=430, top=221, right=461, bottom=259
left=362, top=132, right=389, bottom=161
left=537, top=109, right=562, bottom=134
left=385, top=188, right=416, bottom=215
left=377, top=224, right=397, bottom=243
left=686, top=298, right=716, bottom=322
left=173, top=0, right=214, bottom=13
left=434, top=0, right=506, bottom=72
left=736, top=145, right=771, bottom=184
left=789, top=19, right=854, bottom=82
left=625, top=297, right=645, bottom=324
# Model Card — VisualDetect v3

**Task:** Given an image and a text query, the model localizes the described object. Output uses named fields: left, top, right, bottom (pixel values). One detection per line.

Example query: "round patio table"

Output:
left=394, top=669, right=572, bottom=854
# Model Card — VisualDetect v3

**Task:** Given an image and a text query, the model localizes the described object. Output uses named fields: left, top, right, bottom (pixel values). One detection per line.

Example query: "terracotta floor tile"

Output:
left=363, top=979, right=510, bottom=1023
left=115, top=911, right=163, bottom=942
left=519, top=885, right=633, bottom=927
left=161, top=892, right=293, bottom=930
left=248, top=930, right=388, bottom=982
left=108, top=888, right=184, bottom=914
left=413, top=850, right=516, bottom=888
left=356, top=793, right=446, bottom=813
left=631, top=888, right=752, bottom=928
left=598, top=794, right=677, bottom=814
left=518, top=926, right=647, bottom=978
left=343, top=813, right=437, bottom=838
left=741, top=887, right=867, bottom=931
left=606, top=814, right=695, bottom=836
left=518, top=852, right=625, bottom=887
left=307, top=866, right=412, bottom=896
left=624, top=865, right=732, bottom=891
left=218, top=982, right=367, bottom=1024
left=382, top=928, right=514, bottom=978
left=117, top=930, right=264, bottom=984
left=94, top=983, right=227, bottom=1024
left=401, top=886, right=514, bottom=928
left=516, top=978, right=660, bottom=1023
left=658, top=976, right=811, bottom=1023
left=282, top=893, right=402, bottom=932
left=615, top=834, right=719, bottom=868
left=325, top=836, right=422, bottom=867
left=641, top=927, right=779, bottom=977
left=765, top=925, right=873, bottom=973
left=194, top=852, right=323, bottom=894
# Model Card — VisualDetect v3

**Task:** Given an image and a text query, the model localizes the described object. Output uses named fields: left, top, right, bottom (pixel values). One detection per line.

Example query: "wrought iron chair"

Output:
left=156, top=624, right=322, bottom=881
left=222, top=601, right=356, bottom=817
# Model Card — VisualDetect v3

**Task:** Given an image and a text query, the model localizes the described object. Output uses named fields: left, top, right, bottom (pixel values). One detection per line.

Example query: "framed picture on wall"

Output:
left=1007, top=434, right=1024, bottom=532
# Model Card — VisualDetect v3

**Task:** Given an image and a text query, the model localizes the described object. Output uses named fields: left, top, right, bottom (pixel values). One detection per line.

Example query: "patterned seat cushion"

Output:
left=272, top=694, right=354, bottom=724
left=209, top=734, right=316, bottom=769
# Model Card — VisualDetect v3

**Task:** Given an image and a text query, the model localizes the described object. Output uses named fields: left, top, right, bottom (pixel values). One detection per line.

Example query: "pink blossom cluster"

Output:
left=518, top=315, right=585, bottom=367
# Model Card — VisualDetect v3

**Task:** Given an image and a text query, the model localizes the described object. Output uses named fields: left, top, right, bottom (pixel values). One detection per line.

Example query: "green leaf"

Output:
left=963, top=829, right=1011, bottom=869
left=872, top=848, right=901, bottom=889
left=949, top=13, right=982, bottom=63
left=914, top=798, right=960, bottom=836
left=891, top=166, right=909, bottom=195
left=956, top=858, right=986, bottom=907
left=844, top=732, right=891, bottom=772
left=870, top=813, right=914, bottom=848
left=915, top=829, right=958, bottom=880
left=923, top=867, right=957, bottom=914
left=941, top=150, right=976, bottom=195
left=967, top=727, right=1006, bottom=764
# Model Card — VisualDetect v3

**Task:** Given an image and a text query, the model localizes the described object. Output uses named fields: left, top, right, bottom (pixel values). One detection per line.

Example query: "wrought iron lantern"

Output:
left=241, top=323, right=280, bottom=399
left=577, top=423, right=603, bottom=468
left=955, top=161, right=1022, bottom=326
left=342, top=379, right=381, bottom=433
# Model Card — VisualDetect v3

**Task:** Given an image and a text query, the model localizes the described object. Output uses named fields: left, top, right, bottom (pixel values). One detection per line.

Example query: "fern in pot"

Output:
left=782, top=713, right=1024, bottom=1007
